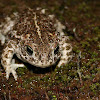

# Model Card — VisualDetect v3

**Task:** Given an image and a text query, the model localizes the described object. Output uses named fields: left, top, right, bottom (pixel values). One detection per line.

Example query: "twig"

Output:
left=77, top=51, right=83, bottom=85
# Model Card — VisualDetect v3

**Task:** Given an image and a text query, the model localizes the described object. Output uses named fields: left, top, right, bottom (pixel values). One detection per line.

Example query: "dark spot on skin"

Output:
left=41, top=60, right=43, bottom=63
left=32, top=58, right=35, bottom=61
left=50, top=62, right=52, bottom=64
left=67, top=57, right=72, bottom=61
left=25, top=57, right=27, bottom=59
left=39, top=55, right=41, bottom=60
left=10, top=41, right=16, bottom=45
left=48, top=54, right=50, bottom=59
left=2, top=60, right=7, bottom=65
left=8, top=44, right=12, bottom=48
left=66, top=39, right=70, bottom=43
left=54, top=57, right=57, bottom=61
left=63, top=58, right=66, bottom=61
left=35, top=53, right=37, bottom=56
left=4, top=54, right=8, bottom=58
left=66, top=45, right=71, bottom=50
left=62, top=47, right=65, bottom=50
left=29, top=58, right=32, bottom=62
left=54, top=45, right=59, bottom=55
left=8, top=50, right=13, bottom=53
left=22, top=52, right=26, bottom=56
left=67, top=52, right=72, bottom=56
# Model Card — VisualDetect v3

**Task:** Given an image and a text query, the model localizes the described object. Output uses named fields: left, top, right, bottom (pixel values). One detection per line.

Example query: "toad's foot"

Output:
left=6, top=63, right=24, bottom=80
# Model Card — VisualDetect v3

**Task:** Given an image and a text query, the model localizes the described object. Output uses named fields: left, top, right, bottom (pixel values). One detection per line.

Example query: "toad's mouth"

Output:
left=27, top=57, right=60, bottom=68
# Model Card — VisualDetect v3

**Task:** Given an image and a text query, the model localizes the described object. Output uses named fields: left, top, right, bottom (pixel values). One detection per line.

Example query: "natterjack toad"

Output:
left=0, top=8, right=72, bottom=80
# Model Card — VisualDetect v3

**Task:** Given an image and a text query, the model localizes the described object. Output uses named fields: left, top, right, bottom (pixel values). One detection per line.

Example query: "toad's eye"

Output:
left=26, top=45, right=33, bottom=55
left=54, top=45, right=59, bottom=55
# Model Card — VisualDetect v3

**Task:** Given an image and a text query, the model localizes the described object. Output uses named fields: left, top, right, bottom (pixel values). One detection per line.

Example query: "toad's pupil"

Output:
left=26, top=46, right=33, bottom=55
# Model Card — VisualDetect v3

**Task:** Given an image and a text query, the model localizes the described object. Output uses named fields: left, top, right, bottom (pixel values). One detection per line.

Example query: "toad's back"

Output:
left=11, top=8, right=56, bottom=44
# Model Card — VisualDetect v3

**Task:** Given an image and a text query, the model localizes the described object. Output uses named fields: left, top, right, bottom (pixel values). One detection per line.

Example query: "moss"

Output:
left=71, top=16, right=78, bottom=22
left=81, top=41, right=90, bottom=48
left=90, top=83, right=100, bottom=95
left=73, top=46, right=80, bottom=53
left=52, top=95, right=57, bottom=100
left=97, top=67, right=100, bottom=72
left=93, top=26, right=100, bottom=34
left=42, top=76, right=50, bottom=82
left=69, top=36, right=74, bottom=40
left=83, top=75, right=91, bottom=80
left=97, top=44, right=100, bottom=49
left=91, top=51, right=98, bottom=58
left=78, top=2, right=91, bottom=13
left=89, top=58, right=100, bottom=62
left=80, top=86, right=85, bottom=91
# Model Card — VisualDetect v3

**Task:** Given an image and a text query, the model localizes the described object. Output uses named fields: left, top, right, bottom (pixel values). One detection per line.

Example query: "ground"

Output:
left=0, top=0, right=100, bottom=100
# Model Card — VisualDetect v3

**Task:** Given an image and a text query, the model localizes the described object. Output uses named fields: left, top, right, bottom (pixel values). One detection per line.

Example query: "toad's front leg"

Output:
left=58, top=35, right=72, bottom=67
left=1, top=40, right=24, bottom=80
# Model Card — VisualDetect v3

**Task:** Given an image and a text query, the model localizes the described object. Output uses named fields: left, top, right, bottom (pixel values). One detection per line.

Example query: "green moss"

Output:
left=69, top=36, right=74, bottom=40
left=81, top=41, right=90, bottom=48
left=82, top=66, right=87, bottom=70
left=93, top=37, right=99, bottom=42
left=93, top=26, right=100, bottom=34
left=42, top=76, right=50, bottom=82
left=90, top=83, right=100, bottom=95
left=85, top=58, right=100, bottom=67
left=73, top=46, right=80, bottom=53
left=83, top=75, right=91, bottom=80
left=61, top=74, right=68, bottom=82
left=89, top=58, right=100, bottom=62
left=80, top=86, right=85, bottom=91
left=97, top=67, right=100, bottom=72
left=91, top=51, right=98, bottom=58
left=97, top=44, right=100, bottom=49
left=78, top=2, right=91, bottom=12
left=71, top=16, right=78, bottom=22
left=85, top=13, right=91, bottom=18
left=52, top=95, right=57, bottom=100
left=17, top=67, right=27, bottom=75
